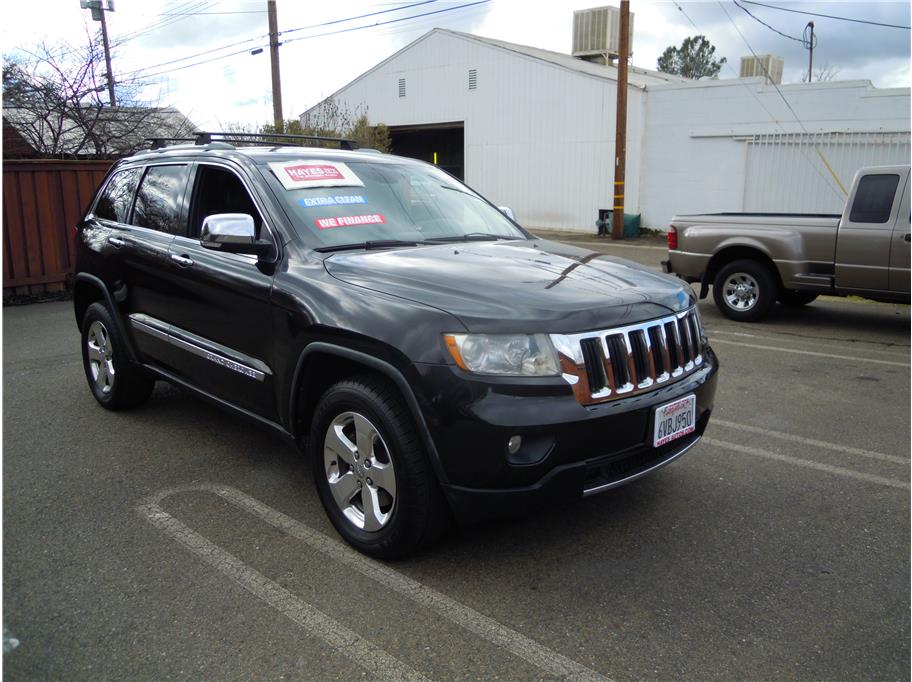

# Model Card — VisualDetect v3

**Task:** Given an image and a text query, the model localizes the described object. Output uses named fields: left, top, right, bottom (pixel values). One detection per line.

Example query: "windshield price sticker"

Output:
left=315, top=213, right=386, bottom=230
left=299, top=195, right=367, bottom=207
left=269, top=160, right=364, bottom=189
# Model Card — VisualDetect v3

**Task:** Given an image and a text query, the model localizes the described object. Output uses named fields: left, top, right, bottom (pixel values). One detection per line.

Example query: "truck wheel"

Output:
left=778, top=290, right=819, bottom=307
left=81, top=302, right=154, bottom=410
left=310, top=375, right=450, bottom=559
left=712, top=260, right=776, bottom=322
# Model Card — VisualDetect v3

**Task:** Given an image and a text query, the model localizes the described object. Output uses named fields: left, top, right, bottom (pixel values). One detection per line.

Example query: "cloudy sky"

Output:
left=3, top=1, right=909, bottom=129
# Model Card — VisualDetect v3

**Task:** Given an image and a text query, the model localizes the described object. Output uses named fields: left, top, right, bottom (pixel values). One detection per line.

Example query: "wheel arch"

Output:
left=705, top=245, right=783, bottom=290
left=73, top=273, right=139, bottom=363
left=289, top=343, right=449, bottom=485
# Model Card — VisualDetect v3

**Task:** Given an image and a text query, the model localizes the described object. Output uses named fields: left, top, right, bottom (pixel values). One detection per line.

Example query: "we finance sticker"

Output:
left=269, top=160, right=364, bottom=190
left=315, top=214, right=386, bottom=230
left=299, top=195, right=367, bottom=208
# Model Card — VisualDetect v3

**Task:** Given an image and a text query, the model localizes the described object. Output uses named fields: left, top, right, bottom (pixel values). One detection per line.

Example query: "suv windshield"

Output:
left=262, top=159, right=526, bottom=249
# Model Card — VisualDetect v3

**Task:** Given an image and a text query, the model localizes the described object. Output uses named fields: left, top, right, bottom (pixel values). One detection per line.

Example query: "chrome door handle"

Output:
left=107, top=236, right=126, bottom=248
left=170, top=254, right=195, bottom=267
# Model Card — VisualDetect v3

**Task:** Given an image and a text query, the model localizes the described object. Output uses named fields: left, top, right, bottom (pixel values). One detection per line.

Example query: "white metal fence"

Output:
left=742, top=131, right=911, bottom=214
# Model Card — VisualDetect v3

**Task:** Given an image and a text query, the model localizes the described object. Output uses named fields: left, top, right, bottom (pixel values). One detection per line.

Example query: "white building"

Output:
left=302, top=28, right=910, bottom=233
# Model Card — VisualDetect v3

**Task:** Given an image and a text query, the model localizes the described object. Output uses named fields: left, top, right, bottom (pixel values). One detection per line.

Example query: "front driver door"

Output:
left=162, top=161, right=279, bottom=421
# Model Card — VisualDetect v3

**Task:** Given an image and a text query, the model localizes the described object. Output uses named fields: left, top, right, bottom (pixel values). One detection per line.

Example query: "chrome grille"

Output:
left=551, top=309, right=704, bottom=405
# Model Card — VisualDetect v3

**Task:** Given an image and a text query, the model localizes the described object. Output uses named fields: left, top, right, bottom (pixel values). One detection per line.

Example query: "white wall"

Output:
left=640, top=78, right=911, bottom=229
left=305, top=32, right=911, bottom=233
left=303, top=30, right=646, bottom=232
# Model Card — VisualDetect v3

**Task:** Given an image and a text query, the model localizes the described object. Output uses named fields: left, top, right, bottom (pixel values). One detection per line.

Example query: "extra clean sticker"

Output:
left=269, top=160, right=364, bottom=190
left=315, top=214, right=386, bottom=230
left=299, top=195, right=367, bottom=207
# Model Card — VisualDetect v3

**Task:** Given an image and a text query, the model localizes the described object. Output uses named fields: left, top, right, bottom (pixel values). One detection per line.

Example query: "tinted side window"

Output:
left=849, top=174, right=899, bottom=224
left=94, top=168, right=139, bottom=222
left=132, top=164, right=191, bottom=235
left=190, top=165, right=264, bottom=238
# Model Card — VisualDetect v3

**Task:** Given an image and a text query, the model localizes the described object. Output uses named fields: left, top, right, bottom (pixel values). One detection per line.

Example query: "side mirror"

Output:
left=200, top=213, right=272, bottom=257
left=498, top=206, right=516, bottom=221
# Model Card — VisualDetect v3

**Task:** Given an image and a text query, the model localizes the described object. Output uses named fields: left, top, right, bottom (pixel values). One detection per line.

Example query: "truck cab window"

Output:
left=849, top=174, right=899, bottom=224
left=190, top=165, right=264, bottom=239
left=131, top=164, right=191, bottom=235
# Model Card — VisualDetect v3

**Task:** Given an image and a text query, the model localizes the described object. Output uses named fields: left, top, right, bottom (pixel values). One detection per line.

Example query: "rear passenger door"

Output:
left=161, top=161, right=279, bottom=420
left=120, top=163, right=193, bottom=365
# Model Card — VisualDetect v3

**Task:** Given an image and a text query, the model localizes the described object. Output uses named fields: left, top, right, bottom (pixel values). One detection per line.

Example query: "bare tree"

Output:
left=3, top=26, right=196, bottom=158
left=297, top=98, right=392, bottom=152
left=802, top=62, right=840, bottom=83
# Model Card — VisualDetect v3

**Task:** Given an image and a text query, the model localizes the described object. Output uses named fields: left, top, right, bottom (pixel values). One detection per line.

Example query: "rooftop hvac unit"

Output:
left=572, top=6, right=634, bottom=62
left=740, top=54, right=784, bottom=85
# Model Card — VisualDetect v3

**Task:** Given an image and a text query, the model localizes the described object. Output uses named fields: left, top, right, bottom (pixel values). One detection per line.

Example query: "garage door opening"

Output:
left=389, top=122, right=464, bottom=180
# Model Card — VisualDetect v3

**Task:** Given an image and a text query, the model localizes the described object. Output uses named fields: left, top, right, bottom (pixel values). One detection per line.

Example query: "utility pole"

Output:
left=806, top=21, right=814, bottom=83
left=267, top=0, right=284, bottom=132
left=611, top=0, right=630, bottom=240
left=80, top=0, right=116, bottom=106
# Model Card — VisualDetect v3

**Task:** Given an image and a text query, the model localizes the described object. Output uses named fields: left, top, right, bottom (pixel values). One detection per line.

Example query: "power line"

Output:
left=741, top=1, right=910, bottom=30
left=733, top=0, right=805, bottom=44
left=120, top=0, right=489, bottom=83
left=283, top=0, right=490, bottom=46
left=281, top=0, right=439, bottom=36
left=113, top=0, right=217, bottom=45
left=120, top=0, right=441, bottom=80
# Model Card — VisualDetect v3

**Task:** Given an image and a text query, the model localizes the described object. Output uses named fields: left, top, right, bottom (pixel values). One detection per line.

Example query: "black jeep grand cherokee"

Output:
left=74, top=136, right=718, bottom=558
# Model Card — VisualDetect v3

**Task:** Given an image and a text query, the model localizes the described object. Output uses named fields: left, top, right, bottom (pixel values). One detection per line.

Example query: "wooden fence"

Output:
left=3, top=159, right=111, bottom=296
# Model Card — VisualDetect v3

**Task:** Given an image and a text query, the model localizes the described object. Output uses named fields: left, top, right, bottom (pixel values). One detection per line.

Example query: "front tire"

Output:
left=712, top=259, right=777, bottom=322
left=81, top=302, right=154, bottom=410
left=310, top=375, right=449, bottom=559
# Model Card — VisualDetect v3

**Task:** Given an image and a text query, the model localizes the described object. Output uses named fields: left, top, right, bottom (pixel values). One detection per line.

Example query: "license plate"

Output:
left=653, top=395, right=696, bottom=447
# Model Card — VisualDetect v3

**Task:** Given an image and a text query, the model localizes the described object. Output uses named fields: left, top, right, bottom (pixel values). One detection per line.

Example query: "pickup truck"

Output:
left=663, top=165, right=911, bottom=321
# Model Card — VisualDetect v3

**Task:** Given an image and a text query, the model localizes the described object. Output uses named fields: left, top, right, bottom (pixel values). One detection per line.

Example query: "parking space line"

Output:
left=136, top=500, right=428, bottom=682
left=709, top=338, right=910, bottom=367
left=142, top=485, right=608, bottom=682
left=711, top=419, right=910, bottom=465
left=704, top=438, right=910, bottom=490
left=708, top=329, right=909, bottom=358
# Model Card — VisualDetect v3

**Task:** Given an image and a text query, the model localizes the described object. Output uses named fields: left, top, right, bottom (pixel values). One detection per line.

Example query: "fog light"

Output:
left=507, top=435, right=523, bottom=455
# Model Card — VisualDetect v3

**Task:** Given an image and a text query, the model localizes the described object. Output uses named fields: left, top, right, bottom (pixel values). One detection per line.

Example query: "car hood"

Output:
left=323, top=239, right=694, bottom=333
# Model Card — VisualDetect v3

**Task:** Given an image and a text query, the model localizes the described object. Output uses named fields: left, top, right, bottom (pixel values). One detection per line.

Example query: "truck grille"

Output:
left=551, top=309, right=704, bottom=405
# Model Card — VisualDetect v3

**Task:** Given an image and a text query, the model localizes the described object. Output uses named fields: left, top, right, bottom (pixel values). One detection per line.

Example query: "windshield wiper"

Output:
left=424, top=233, right=521, bottom=243
left=314, top=239, right=421, bottom=253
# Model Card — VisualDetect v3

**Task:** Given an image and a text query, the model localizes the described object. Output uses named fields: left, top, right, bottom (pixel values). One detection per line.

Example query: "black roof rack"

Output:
left=146, top=137, right=197, bottom=149
left=194, top=131, right=359, bottom=151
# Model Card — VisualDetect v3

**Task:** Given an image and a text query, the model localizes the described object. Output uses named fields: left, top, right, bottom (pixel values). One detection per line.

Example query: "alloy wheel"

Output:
left=86, top=320, right=115, bottom=394
left=723, top=272, right=760, bottom=311
left=323, top=411, right=397, bottom=532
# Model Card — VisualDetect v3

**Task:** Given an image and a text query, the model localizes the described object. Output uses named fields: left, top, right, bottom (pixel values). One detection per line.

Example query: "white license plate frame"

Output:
left=653, top=394, right=696, bottom=447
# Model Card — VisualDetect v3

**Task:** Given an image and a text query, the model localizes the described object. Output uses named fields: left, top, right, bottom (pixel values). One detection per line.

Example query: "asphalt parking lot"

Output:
left=3, top=237, right=910, bottom=680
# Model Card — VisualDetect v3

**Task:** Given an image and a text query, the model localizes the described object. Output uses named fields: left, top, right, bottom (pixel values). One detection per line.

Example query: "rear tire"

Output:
left=80, top=302, right=154, bottom=410
left=310, top=374, right=450, bottom=559
left=712, top=259, right=777, bottom=322
left=778, top=290, right=818, bottom=307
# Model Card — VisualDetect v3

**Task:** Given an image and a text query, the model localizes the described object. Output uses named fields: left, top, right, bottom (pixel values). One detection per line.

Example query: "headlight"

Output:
left=443, top=333, right=560, bottom=376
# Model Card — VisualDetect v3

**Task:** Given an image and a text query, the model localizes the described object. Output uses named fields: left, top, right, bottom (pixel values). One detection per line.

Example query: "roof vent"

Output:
left=398, top=78, right=406, bottom=98
left=572, top=6, right=634, bottom=64
left=468, top=68, right=477, bottom=90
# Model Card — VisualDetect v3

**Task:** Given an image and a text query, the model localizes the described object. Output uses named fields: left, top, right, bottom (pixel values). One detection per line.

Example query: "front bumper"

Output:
left=415, top=347, right=719, bottom=523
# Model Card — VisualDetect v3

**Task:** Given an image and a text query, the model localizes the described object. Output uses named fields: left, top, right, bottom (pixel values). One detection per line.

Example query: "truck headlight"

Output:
left=443, top=333, right=560, bottom=376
